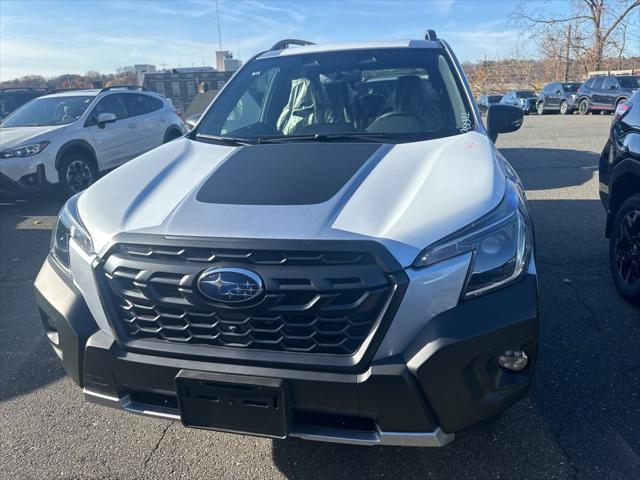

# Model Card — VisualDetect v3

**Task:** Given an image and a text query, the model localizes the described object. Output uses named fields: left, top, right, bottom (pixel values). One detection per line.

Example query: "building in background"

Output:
left=142, top=67, right=234, bottom=115
left=216, top=51, right=243, bottom=72
left=134, top=64, right=156, bottom=85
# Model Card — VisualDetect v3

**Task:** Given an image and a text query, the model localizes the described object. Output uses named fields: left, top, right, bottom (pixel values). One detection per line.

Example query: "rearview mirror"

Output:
left=185, top=114, right=201, bottom=130
left=486, top=104, right=523, bottom=143
left=97, top=112, right=117, bottom=128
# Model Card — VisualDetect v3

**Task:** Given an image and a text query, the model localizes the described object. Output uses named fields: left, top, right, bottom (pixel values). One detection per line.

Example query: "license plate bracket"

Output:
left=175, top=370, right=290, bottom=438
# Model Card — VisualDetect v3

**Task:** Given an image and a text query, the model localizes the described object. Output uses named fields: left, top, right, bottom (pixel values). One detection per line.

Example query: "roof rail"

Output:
left=270, top=39, right=315, bottom=51
left=48, top=88, right=87, bottom=94
left=425, top=30, right=438, bottom=41
left=100, top=85, right=147, bottom=93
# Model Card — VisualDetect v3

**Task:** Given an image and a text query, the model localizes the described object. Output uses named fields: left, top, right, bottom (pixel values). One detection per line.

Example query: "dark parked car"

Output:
left=599, top=89, right=640, bottom=303
left=577, top=75, right=639, bottom=115
left=0, top=87, right=49, bottom=120
left=536, top=82, right=581, bottom=115
left=501, top=90, right=538, bottom=115
left=477, top=93, right=502, bottom=115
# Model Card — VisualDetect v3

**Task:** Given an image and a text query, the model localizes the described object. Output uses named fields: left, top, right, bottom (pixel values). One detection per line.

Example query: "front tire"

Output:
left=59, top=153, right=98, bottom=196
left=609, top=195, right=640, bottom=304
left=578, top=99, right=590, bottom=115
left=537, top=102, right=545, bottom=115
left=559, top=101, right=569, bottom=115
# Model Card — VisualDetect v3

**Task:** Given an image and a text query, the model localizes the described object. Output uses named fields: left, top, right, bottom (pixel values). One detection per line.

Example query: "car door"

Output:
left=601, top=76, right=619, bottom=110
left=85, top=94, right=136, bottom=170
left=549, top=83, right=562, bottom=109
left=122, top=93, right=160, bottom=153
left=590, top=77, right=605, bottom=107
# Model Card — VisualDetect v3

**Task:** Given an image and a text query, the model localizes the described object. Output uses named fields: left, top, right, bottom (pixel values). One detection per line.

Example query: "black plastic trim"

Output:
left=33, top=256, right=99, bottom=386
left=93, top=233, right=408, bottom=373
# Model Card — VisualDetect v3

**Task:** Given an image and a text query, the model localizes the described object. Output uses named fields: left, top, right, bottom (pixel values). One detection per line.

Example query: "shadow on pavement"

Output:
left=0, top=190, right=69, bottom=401
left=500, top=147, right=599, bottom=191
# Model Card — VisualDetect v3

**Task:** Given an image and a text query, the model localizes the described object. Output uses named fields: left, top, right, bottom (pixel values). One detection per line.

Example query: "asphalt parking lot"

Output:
left=1, top=114, right=638, bottom=480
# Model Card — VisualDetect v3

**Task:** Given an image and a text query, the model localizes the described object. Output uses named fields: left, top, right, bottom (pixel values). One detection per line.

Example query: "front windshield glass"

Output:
left=196, top=48, right=474, bottom=143
left=561, top=83, right=581, bottom=92
left=516, top=91, right=536, bottom=98
left=1, top=95, right=94, bottom=127
left=618, top=76, right=639, bottom=88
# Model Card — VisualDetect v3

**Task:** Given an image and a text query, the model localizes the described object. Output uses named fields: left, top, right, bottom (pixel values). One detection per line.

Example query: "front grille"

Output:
left=101, top=243, right=396, bottom=356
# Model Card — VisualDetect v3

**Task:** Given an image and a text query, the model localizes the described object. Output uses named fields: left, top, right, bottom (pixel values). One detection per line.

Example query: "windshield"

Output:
left=561, top=83, right=581, bottom=92
left=1, top=95, right=94, bottom=127
left=196, top=48, right=474, bottom=143
left=618, top=76, right=639, bottom=89
left=516, top=91, right=536, bottom=98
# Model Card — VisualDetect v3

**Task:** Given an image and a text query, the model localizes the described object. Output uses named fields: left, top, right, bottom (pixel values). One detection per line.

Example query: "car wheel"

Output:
left=578, top=99, right=589, bottom=115
left=59, top=153, right=98, bottom=196
left=559, top=101, right=569, bottom=115
left=537, top=102, right=545, bottom=115
left=610, top=195, right=640, bottom=304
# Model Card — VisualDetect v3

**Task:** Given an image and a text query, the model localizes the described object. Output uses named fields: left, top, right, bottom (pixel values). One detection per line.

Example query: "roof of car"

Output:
left=44, top=89, right=102, bottom=98
left=257, top=39, right=440, bottom=59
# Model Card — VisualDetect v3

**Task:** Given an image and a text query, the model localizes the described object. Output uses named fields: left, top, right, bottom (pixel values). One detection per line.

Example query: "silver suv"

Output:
left=35, top=33, right=537, bottom=447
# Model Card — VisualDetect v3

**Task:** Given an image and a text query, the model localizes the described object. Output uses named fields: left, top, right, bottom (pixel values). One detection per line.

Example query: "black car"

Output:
left=599, top=90, right=640, bottom=303
left=477, top=93, right=502, bottom=115
left=536, top=82, right=581, bottom=115
left=577, top=75, right=639, bottom=115
left=501, top=90, right=538, bottom=115
left=0, top=87, right=49, bottom=120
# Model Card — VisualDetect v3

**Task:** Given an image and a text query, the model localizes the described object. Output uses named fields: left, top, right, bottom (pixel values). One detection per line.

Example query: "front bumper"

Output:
left=0, top=163, right=49, bottom=196
left=34, top=256, right=538, bottom=447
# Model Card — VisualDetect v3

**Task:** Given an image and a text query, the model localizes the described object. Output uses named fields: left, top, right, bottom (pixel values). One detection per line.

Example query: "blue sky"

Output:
left=0, top=0, right=635, bottom=80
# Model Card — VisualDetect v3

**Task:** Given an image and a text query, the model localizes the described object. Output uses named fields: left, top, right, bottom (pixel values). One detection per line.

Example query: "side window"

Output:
left=87, top=94, right=127, bottom=126
left=592, top=78, right=604, bottom=90
left=147, top=96, right=163, bottom=111
left=603, top=77, right=618, bottom=90
left=583, top=78, right=594, bottom=89
left=221, top=66, right=277, bottom=134
left=124, top=94, right=152, bottom=117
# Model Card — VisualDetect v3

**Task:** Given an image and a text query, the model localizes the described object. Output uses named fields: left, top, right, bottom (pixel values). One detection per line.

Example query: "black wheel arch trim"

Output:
left=164, top=125, right=183, bottom=142
left=606, top=159, right=640, bottom=236
left=55, top=139, right=98, bottom=171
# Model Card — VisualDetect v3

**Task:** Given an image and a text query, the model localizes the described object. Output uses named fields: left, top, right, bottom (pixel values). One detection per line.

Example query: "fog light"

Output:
left=497, top=350, right=528, bottom=372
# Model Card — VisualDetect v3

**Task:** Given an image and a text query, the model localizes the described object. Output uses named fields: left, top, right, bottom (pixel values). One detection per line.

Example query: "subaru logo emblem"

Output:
left=197, top=268, right=263, bottom=304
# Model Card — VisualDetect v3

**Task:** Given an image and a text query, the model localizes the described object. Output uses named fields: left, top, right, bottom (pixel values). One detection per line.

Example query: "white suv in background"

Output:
left=0, top=87, right=184, bottom=195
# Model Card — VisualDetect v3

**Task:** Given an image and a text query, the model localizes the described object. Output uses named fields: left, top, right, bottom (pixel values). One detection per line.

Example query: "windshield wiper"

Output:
left=256, top=133, right=395, bottom=143
left=195, top=133, right=255, bottom=146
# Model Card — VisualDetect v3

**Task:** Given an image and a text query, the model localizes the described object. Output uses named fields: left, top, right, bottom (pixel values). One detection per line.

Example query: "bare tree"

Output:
left=511, top=0, right=640, bottom=73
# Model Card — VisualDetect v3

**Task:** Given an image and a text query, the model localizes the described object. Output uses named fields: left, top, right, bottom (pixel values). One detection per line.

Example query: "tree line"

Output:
left=0, top=66, right=137, bottom=90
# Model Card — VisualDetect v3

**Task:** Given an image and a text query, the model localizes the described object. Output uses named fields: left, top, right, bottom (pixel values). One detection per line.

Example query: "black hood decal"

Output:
left=196, top=143, right=383, bottom=205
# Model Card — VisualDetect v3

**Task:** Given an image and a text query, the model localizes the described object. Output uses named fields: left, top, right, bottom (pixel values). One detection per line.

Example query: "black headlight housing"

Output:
left=51, top=194, right=94, bottom=274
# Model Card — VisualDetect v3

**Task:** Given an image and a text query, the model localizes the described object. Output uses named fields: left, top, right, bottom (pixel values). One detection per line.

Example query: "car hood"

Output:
left=78, top=132, right=505, bottom=267
left=0, top=125, right=66, bottom=149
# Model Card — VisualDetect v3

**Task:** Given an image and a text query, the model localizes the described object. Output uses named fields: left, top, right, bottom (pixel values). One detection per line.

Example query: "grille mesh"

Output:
left=102, top=244, right=395, bottom=355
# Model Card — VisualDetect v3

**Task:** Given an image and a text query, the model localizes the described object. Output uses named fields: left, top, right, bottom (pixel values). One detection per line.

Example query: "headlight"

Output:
left=51, top=194, right=94, bottom=274
left=0, top=141, right=49, bottom=159
left=413, top=177, right=532, bottom=298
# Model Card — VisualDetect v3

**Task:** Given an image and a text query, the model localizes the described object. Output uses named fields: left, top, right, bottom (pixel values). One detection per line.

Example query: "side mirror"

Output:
left=97, top=112, right=117, bottom=128
left=185, top=114, right=201, bottom=130
left=555, top=90, right=562, bottom=95
left=486, top=104, right=523, bottom=143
